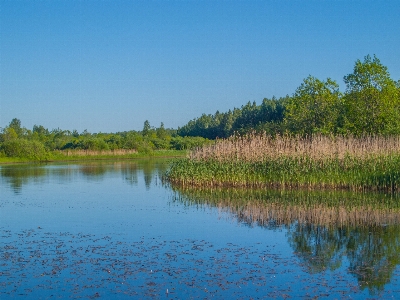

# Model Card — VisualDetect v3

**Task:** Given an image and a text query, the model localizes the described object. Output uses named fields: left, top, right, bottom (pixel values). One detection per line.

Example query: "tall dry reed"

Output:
left=57, top=149, right=138, bottom=157
left=166, top=133, right=400, bottom=191
left=189, top=133, right=400, bottom=162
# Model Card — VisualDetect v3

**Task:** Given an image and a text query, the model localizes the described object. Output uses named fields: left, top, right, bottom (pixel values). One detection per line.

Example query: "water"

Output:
left=1, top=159, right=400, bottom=299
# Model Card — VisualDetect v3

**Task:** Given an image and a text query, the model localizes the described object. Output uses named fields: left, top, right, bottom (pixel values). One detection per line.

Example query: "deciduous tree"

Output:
left=343, top=55, right=400, bottom=135
left=285, top=76, right=341, bottom=135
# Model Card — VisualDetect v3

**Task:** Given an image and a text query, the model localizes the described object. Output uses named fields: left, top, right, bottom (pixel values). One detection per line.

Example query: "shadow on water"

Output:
left=170, top=185, right=400, bottom=295
left=0, top=159, right=170, bottom=193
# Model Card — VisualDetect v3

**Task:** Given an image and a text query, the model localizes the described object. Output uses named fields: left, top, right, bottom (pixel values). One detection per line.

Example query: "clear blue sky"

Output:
left=1, top=0, right=399, bottom=133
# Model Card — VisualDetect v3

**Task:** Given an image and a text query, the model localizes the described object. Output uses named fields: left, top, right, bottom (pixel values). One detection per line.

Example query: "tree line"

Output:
left=0, top=119, right=209, bottom=160
left=178, top=55, right=400, bottom=138
left=1, top=55, right=399, bottom=160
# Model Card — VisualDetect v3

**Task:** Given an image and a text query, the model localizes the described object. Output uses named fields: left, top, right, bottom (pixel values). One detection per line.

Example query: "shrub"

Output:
left=1, top=139, right=49, bottom=161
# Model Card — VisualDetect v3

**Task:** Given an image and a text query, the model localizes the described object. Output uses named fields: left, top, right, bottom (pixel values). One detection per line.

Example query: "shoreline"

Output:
left=0, top=150, right=187, bottom=165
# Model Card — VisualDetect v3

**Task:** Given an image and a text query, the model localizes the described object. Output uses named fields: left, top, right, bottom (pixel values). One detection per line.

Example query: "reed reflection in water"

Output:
left=171, top=186, right=400, bottom=294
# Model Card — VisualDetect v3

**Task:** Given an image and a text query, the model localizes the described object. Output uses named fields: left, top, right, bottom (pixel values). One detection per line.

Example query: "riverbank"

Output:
left=165, top=134, right=400, bottom=192
left=0, top=149, right=187, bottom=165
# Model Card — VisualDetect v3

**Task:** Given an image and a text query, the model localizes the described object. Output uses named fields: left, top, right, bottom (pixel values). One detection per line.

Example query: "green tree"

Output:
left=33, top=125, right=49, bottom=136
left=142, top=120, right=151, bottom=136
left=232, top=101, right=260, bottom=133
left=220, top=110, right=235, bottom=137
left=9, top=118, right=23, bottom=137
left=343, top=55, right=400, bottom=135
left=32, top=125, right=50, bottom=143
left=1, top=127, right=18, bottom=142
left=284, top=76, right=341, bottom=135
left=156, top=122, right=167, bottom=139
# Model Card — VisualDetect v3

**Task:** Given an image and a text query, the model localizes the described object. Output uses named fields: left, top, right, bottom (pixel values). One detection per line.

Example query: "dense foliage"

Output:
left=0, top=120, right=209, bottom=161
left=178, top=55, right=400, bottom=138
left=177, top=96, right=287, bottom=138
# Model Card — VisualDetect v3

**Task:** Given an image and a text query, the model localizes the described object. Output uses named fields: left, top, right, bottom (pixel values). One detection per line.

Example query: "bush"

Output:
left=1, top=139, right=49, bottom=161
left=170, top=136, right=210, bottom=150
left=150, top=137, right=171, bottom=150
left=81, top=138, right=110, bottom=151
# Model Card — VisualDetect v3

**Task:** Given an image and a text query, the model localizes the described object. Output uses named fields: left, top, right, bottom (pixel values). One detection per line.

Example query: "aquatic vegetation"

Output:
left=166, top=134, right=400, bottom=191
left=2, top=228, right=385, bottom=299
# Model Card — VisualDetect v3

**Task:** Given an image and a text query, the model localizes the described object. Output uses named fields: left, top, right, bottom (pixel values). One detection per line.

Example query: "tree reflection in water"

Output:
left=0, top=160, right=170, bottom=193
left=171, top=186, right=400, bottom=294
left=288, top=223, right=400, bottom=294
left=0, top=165, right=47, bottom=193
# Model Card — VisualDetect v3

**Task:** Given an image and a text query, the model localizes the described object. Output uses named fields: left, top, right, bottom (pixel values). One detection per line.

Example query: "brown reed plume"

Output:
left=189, top=133, right=400, bottom=162
left=57, top=149, right=138, bottom=157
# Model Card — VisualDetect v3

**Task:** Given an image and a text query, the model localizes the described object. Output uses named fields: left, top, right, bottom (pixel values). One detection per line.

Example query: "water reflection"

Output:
left=0, top=160, right=169, bottom=193
left=171, top=186, right=400, bottom=294
left=3, top=161, right=400, bottom=296
left=0, top=165, right=47, bottom=193
left=80, top=164, right=108, bottom=179
left=171, top=187, right=400, bottom=226
left=288, top=223, right=400, bottom=294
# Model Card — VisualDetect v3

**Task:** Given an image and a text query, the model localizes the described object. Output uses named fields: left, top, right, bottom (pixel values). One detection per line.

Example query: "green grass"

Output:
left=0, top=156, right=35, bottom=164
left=0, top=149, right=187, bottom=164
left=165, top=154, right=400, bottom=192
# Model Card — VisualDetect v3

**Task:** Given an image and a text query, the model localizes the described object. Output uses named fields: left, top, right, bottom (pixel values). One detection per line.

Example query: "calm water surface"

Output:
left=1, top=159, right=400, bottom=299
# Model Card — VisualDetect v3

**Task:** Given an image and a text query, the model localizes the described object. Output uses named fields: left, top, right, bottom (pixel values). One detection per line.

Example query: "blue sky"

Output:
left=1, top=0, right=399, bottom=133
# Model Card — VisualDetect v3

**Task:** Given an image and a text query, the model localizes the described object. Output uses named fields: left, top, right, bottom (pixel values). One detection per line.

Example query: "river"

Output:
left=1, top=159, right=400, bottom=299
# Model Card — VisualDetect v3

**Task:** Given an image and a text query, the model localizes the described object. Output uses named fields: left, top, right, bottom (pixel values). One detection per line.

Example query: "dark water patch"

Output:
left=0, top=228, right=385, bottom=299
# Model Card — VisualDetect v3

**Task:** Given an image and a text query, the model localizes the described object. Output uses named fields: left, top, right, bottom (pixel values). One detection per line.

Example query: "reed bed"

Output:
left=166, top=134, right=400, bottom=191
left=190, top=133, right=400, bottom=161
left=57, top=149, right=138, bottom=156
left=172, top=187, right=400, bottom=227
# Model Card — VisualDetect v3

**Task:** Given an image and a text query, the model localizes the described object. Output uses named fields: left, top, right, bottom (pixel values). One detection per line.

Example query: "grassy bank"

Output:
left=0, top=149, right=187, bottom=164
left=165, top=134, right=400, bottom=192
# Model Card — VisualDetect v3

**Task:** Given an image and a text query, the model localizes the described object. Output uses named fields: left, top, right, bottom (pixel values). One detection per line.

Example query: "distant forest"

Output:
left=178, top=55, right=400, bottom=138
left=1, top=55, right=399, bottom=160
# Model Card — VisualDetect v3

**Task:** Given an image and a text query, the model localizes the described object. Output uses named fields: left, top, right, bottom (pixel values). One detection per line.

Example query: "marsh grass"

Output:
left=44, top=149, right=187, bottom=162
left=166, top=134, right=400, bottom=191
left=57, top=149, right=138, bottom=157
left=172, top=186, right=400, bottom=227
